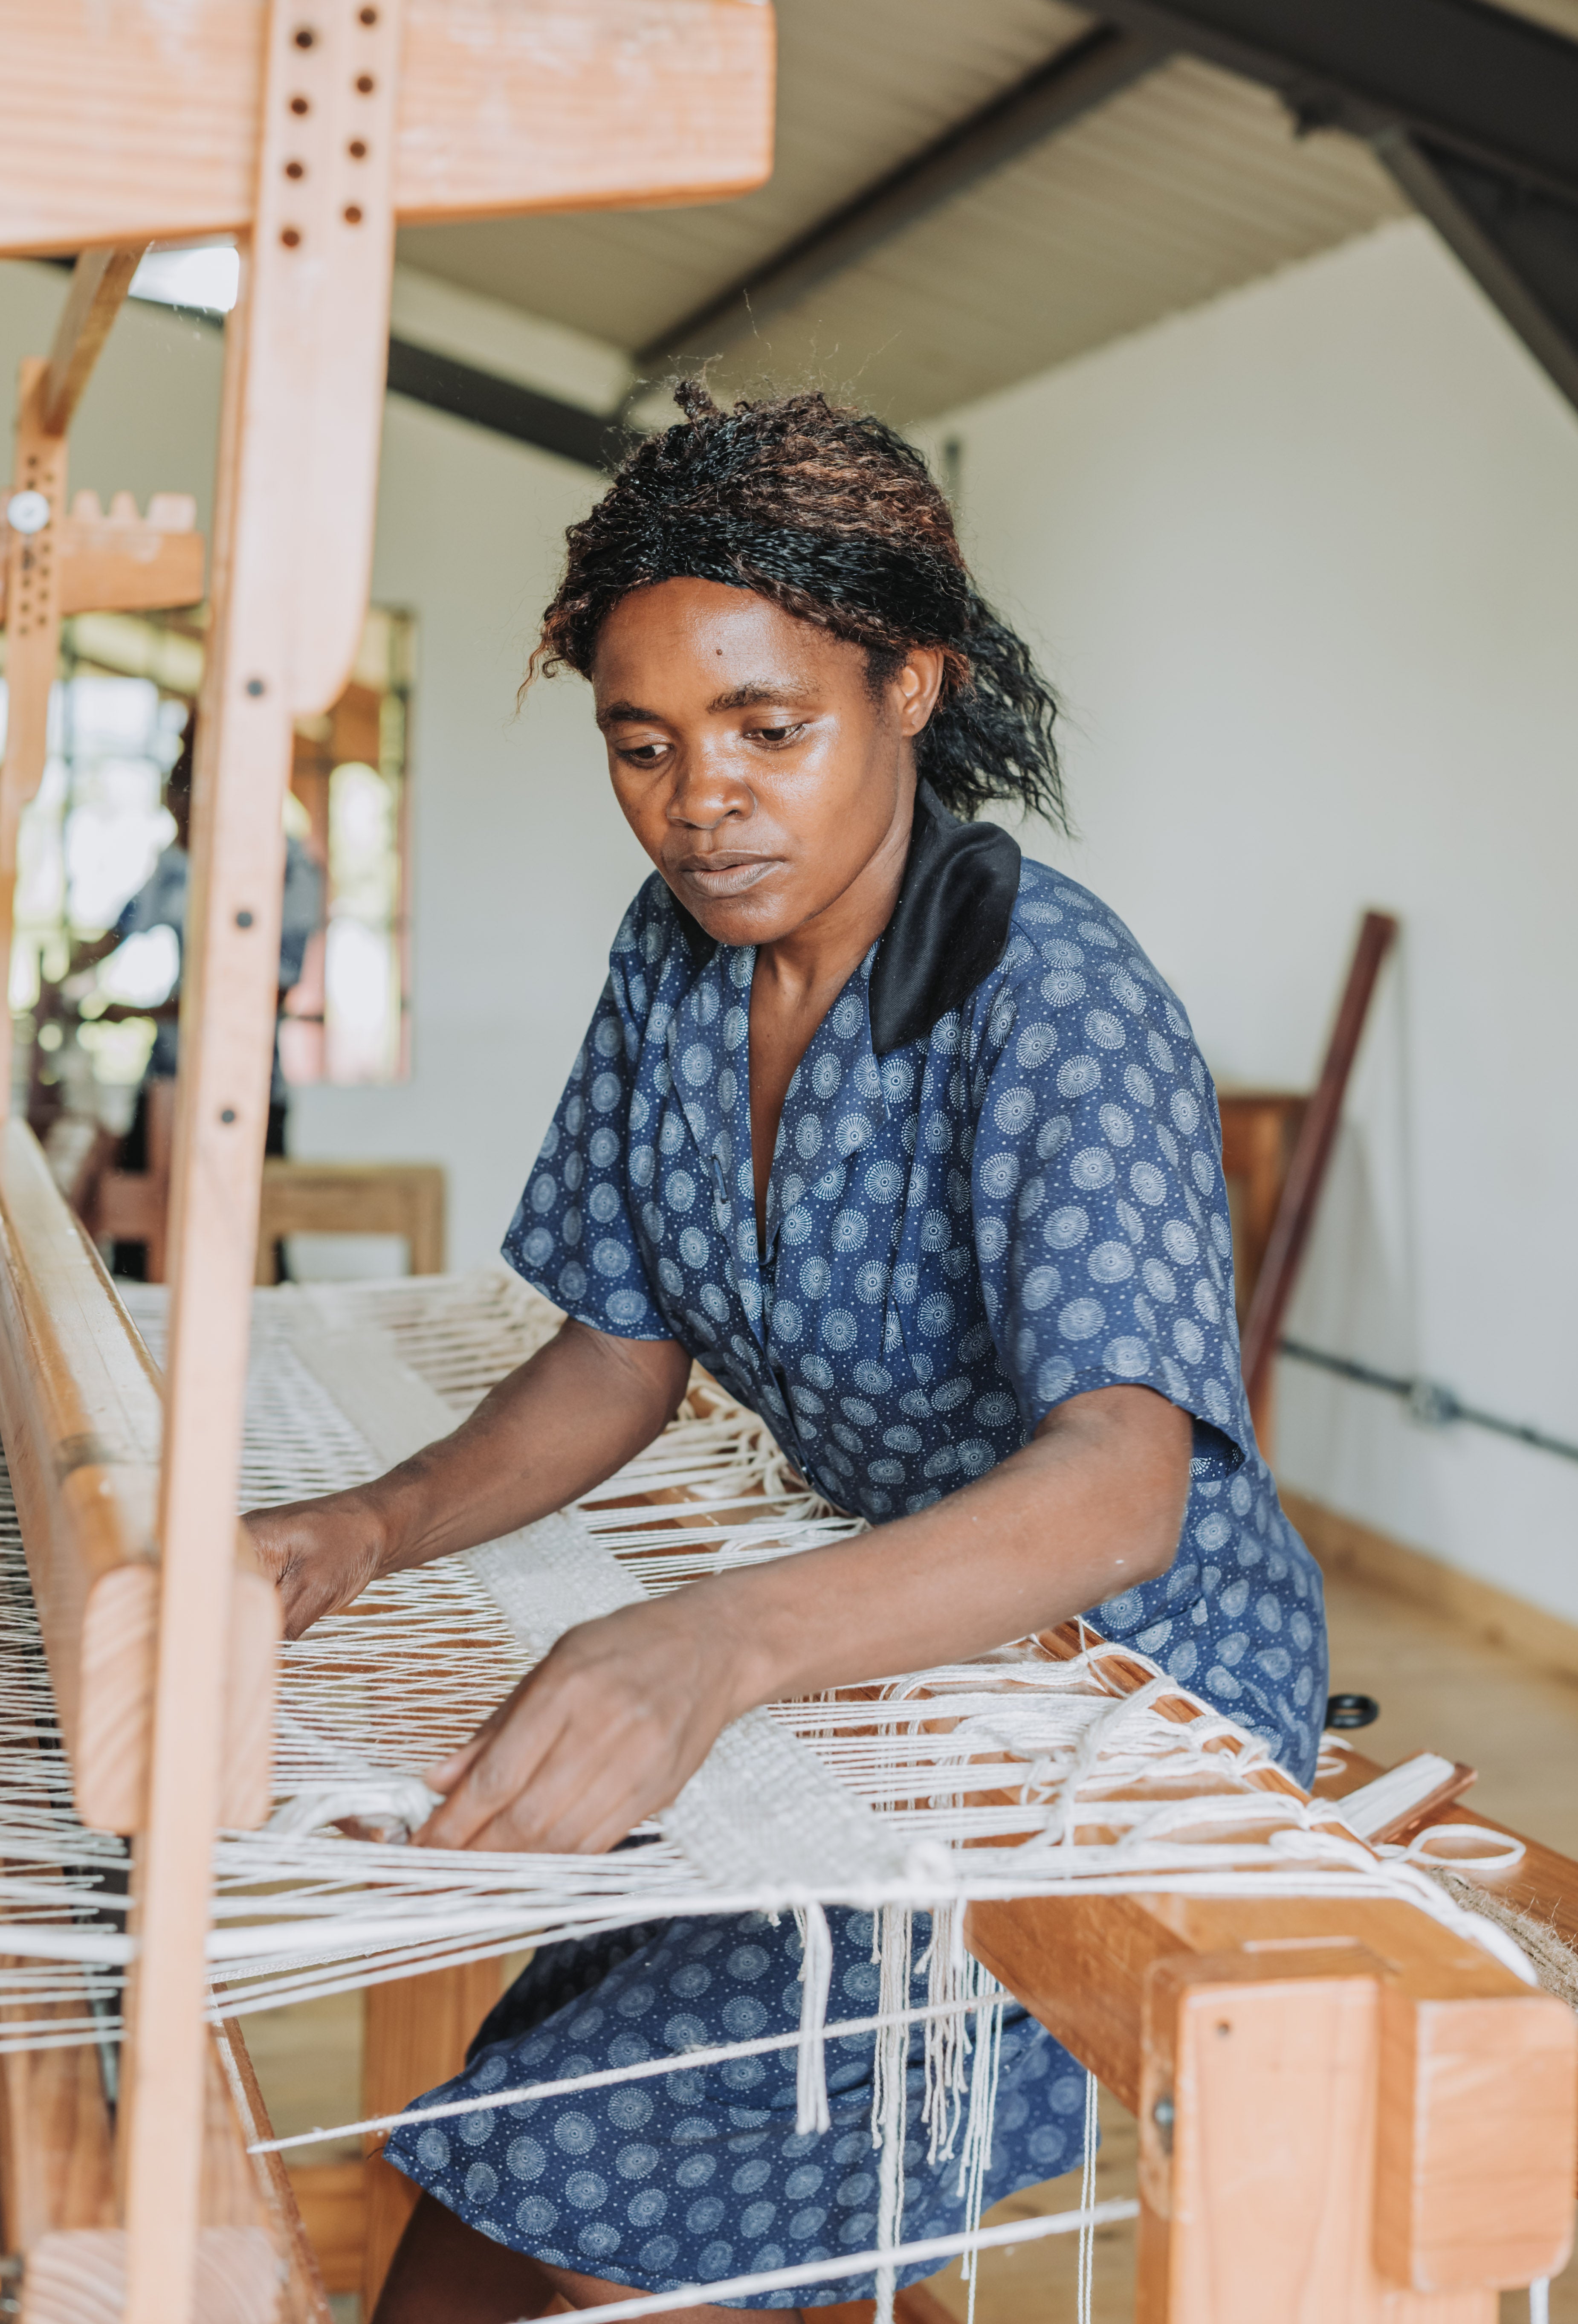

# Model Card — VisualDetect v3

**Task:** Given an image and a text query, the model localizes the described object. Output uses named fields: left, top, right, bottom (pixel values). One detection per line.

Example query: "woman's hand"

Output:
left=243, top=1492, right=391, bottom=1640
left=418, top=1592, right=762, bottom=1856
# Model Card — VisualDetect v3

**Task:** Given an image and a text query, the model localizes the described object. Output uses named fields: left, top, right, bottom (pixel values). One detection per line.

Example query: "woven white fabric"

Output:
left=286, top=1318, right=915, bottom=1895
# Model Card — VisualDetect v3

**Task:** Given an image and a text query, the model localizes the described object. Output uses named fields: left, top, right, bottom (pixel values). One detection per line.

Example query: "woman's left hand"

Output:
left=417, top=1591, right=759, bottom=1855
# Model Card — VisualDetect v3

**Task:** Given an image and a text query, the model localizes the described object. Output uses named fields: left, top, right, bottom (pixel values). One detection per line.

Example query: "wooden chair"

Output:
left=255, top=1158, right=444, bottom=1284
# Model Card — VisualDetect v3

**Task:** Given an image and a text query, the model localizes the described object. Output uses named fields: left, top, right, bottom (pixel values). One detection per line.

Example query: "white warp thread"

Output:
left=286, top=1317, right=916, bottom=2133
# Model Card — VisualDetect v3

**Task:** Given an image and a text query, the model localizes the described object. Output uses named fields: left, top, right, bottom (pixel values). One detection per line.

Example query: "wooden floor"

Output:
left=244, top=1559, right=1578, bottom=2323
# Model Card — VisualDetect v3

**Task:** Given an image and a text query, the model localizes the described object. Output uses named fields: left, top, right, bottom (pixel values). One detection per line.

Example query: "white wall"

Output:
left=916, top=217, right=1578, bottom=1625
left=0, top=259, right=649, bottom=1273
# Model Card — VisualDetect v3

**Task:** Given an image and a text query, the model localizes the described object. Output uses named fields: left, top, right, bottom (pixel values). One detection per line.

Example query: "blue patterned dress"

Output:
left=387, top=786, right=1327, bottom=2300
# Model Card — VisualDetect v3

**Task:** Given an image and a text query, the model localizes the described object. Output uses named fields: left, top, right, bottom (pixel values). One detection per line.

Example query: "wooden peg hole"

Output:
left=348, top=139, right=368, bottom=158
left=281, top=227, right=302, bottom=248
left=359, top=4, right=379, bottom=19
left=285, top=160, right=305, bottom=180
left=293, top=25, right=316, bottom=46
left=344, top=205, right=363, bottom=224
left=355, top=72, right=375, bottom=92
left=290, top=94, right=310, bottom=116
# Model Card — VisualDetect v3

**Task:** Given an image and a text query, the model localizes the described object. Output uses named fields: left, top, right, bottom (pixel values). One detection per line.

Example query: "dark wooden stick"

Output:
left=1240, top=910, right=1399, bottom=1449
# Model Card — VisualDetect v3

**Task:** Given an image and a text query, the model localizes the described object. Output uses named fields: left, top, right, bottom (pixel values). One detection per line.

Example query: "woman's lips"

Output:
left=678, top=857, right=779, bottom=898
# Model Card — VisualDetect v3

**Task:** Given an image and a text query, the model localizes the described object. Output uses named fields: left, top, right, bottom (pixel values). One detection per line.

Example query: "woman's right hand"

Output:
left=243, top=1492, right=391, bottom=1640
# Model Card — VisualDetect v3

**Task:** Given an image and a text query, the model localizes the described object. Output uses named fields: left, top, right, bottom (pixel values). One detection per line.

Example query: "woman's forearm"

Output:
left=706, top=1384, right=1192, bottom=1713
left=366, top=1320, right=692, bottom=1571
left=245, top=1320, right=692, bottom=1637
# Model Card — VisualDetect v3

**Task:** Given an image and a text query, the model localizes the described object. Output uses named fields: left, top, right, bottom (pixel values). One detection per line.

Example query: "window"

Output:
left=0, top=605, right=412, bottom=1125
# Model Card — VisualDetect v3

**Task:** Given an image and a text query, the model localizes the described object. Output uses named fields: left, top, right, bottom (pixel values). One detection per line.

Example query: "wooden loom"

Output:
left=0, top=9, right=1573, bottom=2324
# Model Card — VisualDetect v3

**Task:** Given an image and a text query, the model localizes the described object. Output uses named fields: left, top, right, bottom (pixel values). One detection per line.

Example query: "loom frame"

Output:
left=1, top=9, right=1575, bottom=2324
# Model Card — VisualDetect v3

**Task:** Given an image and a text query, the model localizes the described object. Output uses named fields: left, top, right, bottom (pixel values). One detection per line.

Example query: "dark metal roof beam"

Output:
left=634, top=22, right=1172, bottom=373
left=1098, top=0, right=1578, bottom=203
left=1094, top=0, right=1578, bottom=415
left=1373, top=131, right=1578, bottom=414
left=385, top=338, right=624, bottom=471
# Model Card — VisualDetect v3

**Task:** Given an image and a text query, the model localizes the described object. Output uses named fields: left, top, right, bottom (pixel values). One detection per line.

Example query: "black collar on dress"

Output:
left=671, top=782, right=1022, bottom=1057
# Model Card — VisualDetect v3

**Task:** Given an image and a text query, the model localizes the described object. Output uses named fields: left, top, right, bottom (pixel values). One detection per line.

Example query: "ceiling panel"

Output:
left=694, top=60, right=1405, bottom=420
left=396, top=0, right=1093, bottom=351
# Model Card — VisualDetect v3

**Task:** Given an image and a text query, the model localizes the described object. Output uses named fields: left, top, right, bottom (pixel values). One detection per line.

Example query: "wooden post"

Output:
left=0, top=252, right=149, bottom=1117
left=970, top=1888, right=1575, bottom=2318
left=117, top=8, right=405, bottom=2316
left=360, top=1961, right=504, bottom=2308
left=1240, top=910, right=1399, bottom=1450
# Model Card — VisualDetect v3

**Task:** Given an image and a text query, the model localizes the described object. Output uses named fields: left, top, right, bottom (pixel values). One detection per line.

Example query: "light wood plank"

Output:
left=0, top=1117, right=278, bottom=1832
left=116, top=9, right=407, bottom=2310
left=40, top=248, right=148, bottom=436
left=0, top=360, right=68, bottom=1119
left=360, top=1958, right=504, bottom=2309
left=0, top=0, right=775, bottom=257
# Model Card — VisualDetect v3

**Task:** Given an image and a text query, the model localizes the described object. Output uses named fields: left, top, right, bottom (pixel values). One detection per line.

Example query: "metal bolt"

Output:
left=6, top=490, right=50, bottom=535
left=220, top=1108, right=237, bottom=1125
left=246, top=677, right=266, bottom=697
left=1151, top=2094, right=1174, bottom=2154
left=235, top=910, right=255, bottom=929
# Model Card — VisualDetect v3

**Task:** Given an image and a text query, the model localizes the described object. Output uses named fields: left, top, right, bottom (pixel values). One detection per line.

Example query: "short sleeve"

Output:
left=503, top=932, right=674, bottom=1344
left=970, top=943, right=1248, bottom=1477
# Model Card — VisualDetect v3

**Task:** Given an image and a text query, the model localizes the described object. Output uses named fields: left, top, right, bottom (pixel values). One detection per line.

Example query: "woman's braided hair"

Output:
left=531, top=382, right=1066, bottom=828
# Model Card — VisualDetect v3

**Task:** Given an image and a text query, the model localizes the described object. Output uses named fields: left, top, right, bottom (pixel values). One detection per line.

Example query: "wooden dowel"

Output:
left=40, top=245, right=148, bottom=437
left=1240, top=910, right=1399, bottom=1447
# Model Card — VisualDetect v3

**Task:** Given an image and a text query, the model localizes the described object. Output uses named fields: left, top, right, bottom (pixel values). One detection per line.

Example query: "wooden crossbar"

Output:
left=0, top=0, right=779, bottom=258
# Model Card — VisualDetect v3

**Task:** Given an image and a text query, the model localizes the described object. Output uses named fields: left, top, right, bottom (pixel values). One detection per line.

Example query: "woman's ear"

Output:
left=895, top=646, right=947, bottom=736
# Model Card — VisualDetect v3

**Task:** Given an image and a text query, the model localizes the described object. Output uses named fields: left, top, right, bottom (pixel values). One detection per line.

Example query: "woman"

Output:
left=249, top=385, right=1327, bottom=2321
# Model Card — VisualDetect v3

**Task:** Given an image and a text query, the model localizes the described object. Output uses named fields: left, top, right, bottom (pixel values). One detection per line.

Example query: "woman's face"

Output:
left=591, top=578, right=943, bottom=949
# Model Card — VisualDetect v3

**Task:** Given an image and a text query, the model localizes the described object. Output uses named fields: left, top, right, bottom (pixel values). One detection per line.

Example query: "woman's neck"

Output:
left=746, top=784, right=915, bottom=1246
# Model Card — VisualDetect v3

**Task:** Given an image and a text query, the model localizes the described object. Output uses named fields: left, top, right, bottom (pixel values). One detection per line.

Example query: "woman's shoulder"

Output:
left=982, top=853, right=1200, bottom=1057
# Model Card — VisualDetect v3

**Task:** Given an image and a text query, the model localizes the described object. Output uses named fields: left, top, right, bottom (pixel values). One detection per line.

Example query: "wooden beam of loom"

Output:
left=965, top=1632, right=1577, bottom=2318
left=0, top=0, right=779, bottom=257
left=0, top=1118, right=278, bottom=1832
left=0, top=491, right=203, bottom=627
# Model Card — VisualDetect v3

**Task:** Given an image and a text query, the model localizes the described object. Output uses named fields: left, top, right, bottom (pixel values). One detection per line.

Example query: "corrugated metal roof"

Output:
left=397, top=0, right=1093, bottom=354
left=395, top=2, right=1413, bottom=423
left=701, top=60, right=1405, bottom=422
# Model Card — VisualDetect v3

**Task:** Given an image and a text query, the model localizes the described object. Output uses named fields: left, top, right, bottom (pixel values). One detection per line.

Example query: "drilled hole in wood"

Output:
left=293, top=25, right=316, bottom=46
left=290, top=94, right=310, bottom=116
left=359, top=4, right=379, bottom=19
left=355, top=72, right=375, bottom=92
left=348, top=139, right=368, bottom=158
left=281, top=227, right=302, bottom=248
left=285, top=160, right=305, bottom=180
left=343, top=204, right=363, bottom=224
